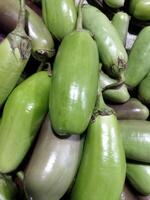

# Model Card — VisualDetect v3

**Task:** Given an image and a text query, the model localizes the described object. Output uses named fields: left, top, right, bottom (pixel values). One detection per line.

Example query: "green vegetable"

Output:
left=49, top=1, right=99, bottom=135
left=0, top=71, right=51, bottom=173
left=119, top=120, right=150, bottom=163
left=104, top=0, right=125, bottom=8
left=127, top=162, right=150, bottom=195
left=0, top=0, right=31, bottom=107
left=0, top=0, right=55, bottom=61
left=71, top=90, right=126, bottom=200
left=0, top=174, right=17, bottom=200
left=129, top=0, right=150, bottom=21
left=138, top=73, right=150, bottom=105
left=42, top=0, right=77, bottom=40
left=125, top=26, right=150, bottom=89
left=24, top=115, right=83, bottom=200
left=112, top=12, right=130, bottom=45
left=82, top=4, right=128, bottom=79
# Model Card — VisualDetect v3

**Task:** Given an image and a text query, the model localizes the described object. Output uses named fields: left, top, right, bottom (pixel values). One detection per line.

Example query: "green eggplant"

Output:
left=104, top=0, right=125, bottom=8
left=71, top=90, right=126, bottom=200
left=127, top=162, right=150, bottom=195
left=24, top=115, right=83, bottom=200
left=0, top=0, right=31, bottom=107
left=112, top=12, right=131, bottom=46
left=0, top=71, right=51, bottom=173
left=119, top=120, right=150, bottom=163
left=49, top=1, right=99, bottom=135
left=129, top=0, right=150, bottom=21
left=109, top=98, right=149, bottom=120
left=82, top=4, right=128, bottom=79
left=100, top=71, right=130, bottom=103
left=42, top=0, right=77, bottom=40
left=138, top=73, right=150, bottom=105
left=125, top=26, right=150, bottom=89
left=0, top=0, right=54, bottom=61
left=0, top=174, right=17, bottom=200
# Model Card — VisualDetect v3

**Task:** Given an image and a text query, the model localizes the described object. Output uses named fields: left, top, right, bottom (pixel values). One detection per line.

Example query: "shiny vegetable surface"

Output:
left=82, top=4, right=128, bottom=79
left=119, top=120, right=150, bottom=163
left=125, top=26, right=150, bottom=89
left=127, top=162, right=150, bottom=195
left=49, top=26, right=99, bottom=135
left=71, top=92, right=126, bottom=200
left=42, top=0, right=77, bottom=40
left=129, top=0, right=150, bottom=21
left=24, top=115, right=83, bottom=200
left=104, top=0, right=125, bottom=8
left=109, top=98, right=149, bottom=120
left=0, top=0, right=54, bottom=60
left=0, top=71, right=51, bottom=173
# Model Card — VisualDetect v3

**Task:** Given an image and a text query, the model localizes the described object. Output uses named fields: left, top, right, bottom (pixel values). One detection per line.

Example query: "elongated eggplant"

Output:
left=71, top=90, right=126, bottom=200
left=119, top=120, right=150, bottom=163
left=24, top=115, right=83, bottom=200
left=127, top=162, right=150, bottom=195
left=109, top=98, right=149, bottom=120
left=0, top=71, right=51, bottom=173
left=0, top=0, right=54, bottom=60
left=49, top=1, right=99, bottom=135
left=42, top=0, right=77, bottom=40
left=82, top=4, right=128, bottom=79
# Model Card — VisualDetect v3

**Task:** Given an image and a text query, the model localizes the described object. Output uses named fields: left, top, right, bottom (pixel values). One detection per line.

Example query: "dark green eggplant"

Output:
left=129, top=0, right=150, bottom=21
left=112, top=12, right=130, bottom=46
left=82, top=4, right=128, bottom=79
left=0, top=0, right=31, bottom=107
left=71, top=90, right=126, bottom=200
left=0, top=0, right=54, bottom=60
left=0, top=71, right=51, bottom=173
left=138, top=73, right=150, bottom=105
left=49, top=1, right=99, bottom=135
left=0, top=174, right=17, bottom=200
left=127, top=162, right=150, bottom=195
left=119, top=120, right=150, bottom=163
left=125, top=26, right=150, bottom=89
left=109, top=98, right=149, bottom=120
left=24, top=115, right=83, bottom=200
left=100, top=71, right=130, bottom=103
left=42, top=0, right=77, bottom=40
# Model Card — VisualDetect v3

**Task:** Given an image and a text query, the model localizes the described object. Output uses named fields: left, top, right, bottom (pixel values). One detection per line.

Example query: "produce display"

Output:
left=0, top=0, right=150, bottom=199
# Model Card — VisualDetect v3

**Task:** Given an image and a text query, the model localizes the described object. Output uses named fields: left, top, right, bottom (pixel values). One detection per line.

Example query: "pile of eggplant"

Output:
left=0, top=0, right=150, bottom=199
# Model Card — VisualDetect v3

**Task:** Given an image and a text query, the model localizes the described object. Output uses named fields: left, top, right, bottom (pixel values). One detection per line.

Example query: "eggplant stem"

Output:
left=16, top=0, right=26, bottom=32
left=76, top=0, right=84, bottom=31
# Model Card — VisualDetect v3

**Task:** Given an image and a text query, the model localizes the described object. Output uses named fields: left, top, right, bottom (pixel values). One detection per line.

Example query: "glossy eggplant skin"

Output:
left=49, top=30, right=99, bottom=135
left=0, top=71, right=51, bottom=173
left=0, top=174, right=17, bottom=200
left=71, top=113, right=126, bottom=200
left=24, top=115, right=83, bottom=200
left=125, top=26, right=150, bottom=89
left=42, top=0, right=77, bottom=40
left=127, top=162, right=150, bottom=195
left=82, top=4, right=128, bottom=79
left=119, top=120, right=150, bottom=163
left=0, top=0, right=54, bottom=60
left=104, top=0, right=125, bottom=8
left=109, top=98, right=149, bottom=120
left=129, top=0, right=150, bottom=21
